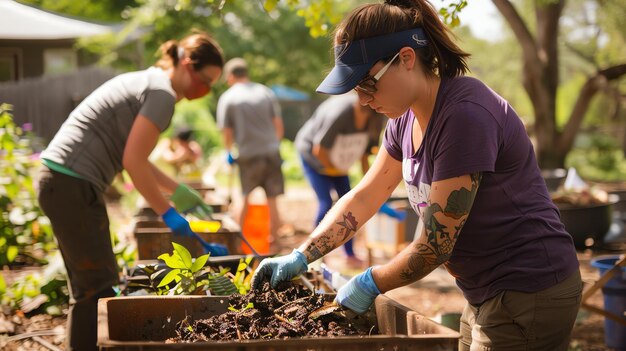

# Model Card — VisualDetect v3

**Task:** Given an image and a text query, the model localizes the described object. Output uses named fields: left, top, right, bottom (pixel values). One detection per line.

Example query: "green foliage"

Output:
left=280, top=140, right=305, bottom=184
left=157, top=242, right=212, bottom=295
left=0, top=104, right=55, bottom=266
left=566, top=134, right=626, bottom=181
left=457, top=26, right=534, bottom=122
left=111, top=228, right=137, bottom=271
left=164, top=96, right=222, bottom=156
left=127, top=245, right=255, bottom=296
left=292, top=0, right=344, bottom=38
left=438, top=0, right=467, bottom=28
left=231, top=256, right=254, bottom=294
left=19, top=0, right=138, bottom=22
left=0, top=253, right=70, bottom=315
left=207, top=271, right=238, bottom=295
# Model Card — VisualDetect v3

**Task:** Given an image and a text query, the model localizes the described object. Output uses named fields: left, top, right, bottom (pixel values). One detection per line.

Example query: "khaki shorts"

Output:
left=238, top=152, right=284, bottom=197
left=459, top=270, right=582, bottom=351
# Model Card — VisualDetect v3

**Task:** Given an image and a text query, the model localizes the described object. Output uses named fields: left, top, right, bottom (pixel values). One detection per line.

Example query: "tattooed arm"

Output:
left=371, top=173, right=482, bottom=293
left=297, top=147, right=404, bottom=263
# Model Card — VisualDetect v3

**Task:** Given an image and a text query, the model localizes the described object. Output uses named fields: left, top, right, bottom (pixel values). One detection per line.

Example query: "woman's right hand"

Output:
left=161, top=207, right=194, bottom=237
left=251, top=249, right=308, bottom=290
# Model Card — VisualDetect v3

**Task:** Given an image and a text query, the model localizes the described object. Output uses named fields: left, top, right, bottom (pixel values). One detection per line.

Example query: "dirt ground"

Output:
left=1, top=185, right=624, bottom=350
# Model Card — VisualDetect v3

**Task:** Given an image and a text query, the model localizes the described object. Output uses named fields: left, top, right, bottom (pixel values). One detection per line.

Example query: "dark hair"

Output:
left=175, top=127, right=193, bottom=142
left=156, top=32, right=224, bottom=71
left=224, top=58, right=249, bottom=79
left=334, top=0, right=470, bottom=78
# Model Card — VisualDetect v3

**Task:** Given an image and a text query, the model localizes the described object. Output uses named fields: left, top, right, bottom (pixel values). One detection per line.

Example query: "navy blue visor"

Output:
left=316, top=27, right=429, bottom=95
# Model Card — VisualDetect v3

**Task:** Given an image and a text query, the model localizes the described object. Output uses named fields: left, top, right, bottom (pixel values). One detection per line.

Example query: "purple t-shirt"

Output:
left=383, top=76, right=579, bottom=305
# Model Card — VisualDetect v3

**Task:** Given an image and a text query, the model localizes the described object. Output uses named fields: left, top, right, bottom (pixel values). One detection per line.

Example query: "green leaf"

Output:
left=237, top=259, right=248, bottom=272
left=172, top=242, right=193, bottom=269
left=157, top=252, right=186, bottom=269
left=263, top=0, right=277, bottom=12
left=7, top=246, right=18, bottom=262
left=208, top=273, right=237, bottom=295
left=191, top=253, right=209, bottom=273
left=46, top=305, right=63, bottom=316
left=157, top=269, right=181, bottom=288
left=0, top=274, right=6, bottom=295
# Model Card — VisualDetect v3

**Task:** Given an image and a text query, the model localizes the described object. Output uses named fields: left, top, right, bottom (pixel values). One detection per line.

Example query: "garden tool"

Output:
left=190, top=231, right=229, bottom=256
left=238, top=231, right=261, bottom=256
left=227, top=160, right=237, bottom=205
left=187, top=219, right=228, bottom=256
left=190, top=217, right=262, bottom=257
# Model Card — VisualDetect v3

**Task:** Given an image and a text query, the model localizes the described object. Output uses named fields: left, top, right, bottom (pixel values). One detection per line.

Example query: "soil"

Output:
left=167, top=281, right=377, bottom=343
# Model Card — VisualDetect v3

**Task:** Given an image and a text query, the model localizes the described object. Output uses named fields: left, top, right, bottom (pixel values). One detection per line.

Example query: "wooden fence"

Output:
left=0, top=66, right=116, bottom=143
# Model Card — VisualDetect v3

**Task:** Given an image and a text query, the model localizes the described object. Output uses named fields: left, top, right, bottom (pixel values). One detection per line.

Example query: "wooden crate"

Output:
left=134, top=216, right=244, bottom=259
left=98, top=295, right=460, bottom=350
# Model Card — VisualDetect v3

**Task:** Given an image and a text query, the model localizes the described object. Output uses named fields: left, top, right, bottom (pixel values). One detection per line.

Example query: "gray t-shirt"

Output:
left=216, top=82, right=281, bottom=160
left=295, top=93, right=370, bottom=173
left=41, top=67, right=176, bottom=191
left=383, top=76, right=578, bottom=305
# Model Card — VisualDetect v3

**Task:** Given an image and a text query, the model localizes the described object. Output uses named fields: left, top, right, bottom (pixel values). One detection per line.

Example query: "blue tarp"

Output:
left=270, top=84, right=309, bottom=101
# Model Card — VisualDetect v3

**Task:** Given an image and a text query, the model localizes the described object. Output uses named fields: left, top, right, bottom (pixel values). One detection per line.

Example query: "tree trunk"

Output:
left=558, top=64, right=626, bottom=155
left=493, top=0, right=564, bottom=168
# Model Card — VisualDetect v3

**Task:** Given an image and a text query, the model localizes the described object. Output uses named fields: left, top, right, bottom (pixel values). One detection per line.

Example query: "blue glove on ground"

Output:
left=336, top=266, right=381, bottom=314
left=226, top=152, right=236, bottom=165
left=162, top=207, right=194, bottom=237
left=251, top=249, right=308, bottom=290
left=378, top=203, right=407, bottom=221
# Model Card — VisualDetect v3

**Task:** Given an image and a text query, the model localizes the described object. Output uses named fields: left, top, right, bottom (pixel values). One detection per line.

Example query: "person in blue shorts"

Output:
left=295, top=93, right=399, bottom=266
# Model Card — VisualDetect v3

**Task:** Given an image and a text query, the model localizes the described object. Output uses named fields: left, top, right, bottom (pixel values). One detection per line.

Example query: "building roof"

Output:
left=0, top=0, right=115, bottom=40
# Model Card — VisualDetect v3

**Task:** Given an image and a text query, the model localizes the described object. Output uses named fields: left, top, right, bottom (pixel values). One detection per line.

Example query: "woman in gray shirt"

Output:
left=38, top=32, right=225, bottom=351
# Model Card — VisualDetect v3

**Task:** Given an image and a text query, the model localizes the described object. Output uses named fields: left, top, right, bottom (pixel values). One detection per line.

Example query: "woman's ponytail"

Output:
left=155, top=40, right=179, bottom=69
left=154, top=32, right=224, bottom=71
left=408, top=0, right=469, bottom=77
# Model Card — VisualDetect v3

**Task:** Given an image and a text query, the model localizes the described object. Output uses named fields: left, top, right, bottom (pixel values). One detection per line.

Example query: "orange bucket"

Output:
left=241, top=204, right=270, bottom=255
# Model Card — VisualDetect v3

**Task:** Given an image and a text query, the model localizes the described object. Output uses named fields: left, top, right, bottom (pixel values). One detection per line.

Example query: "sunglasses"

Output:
left=354, top=52, right=400, bottom=95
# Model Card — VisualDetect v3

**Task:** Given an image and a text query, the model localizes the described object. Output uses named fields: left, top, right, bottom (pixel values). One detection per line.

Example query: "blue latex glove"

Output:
left=336, top=267, right=381, bottom=314
left=251, top=249, right=308, bottom=290
left=226, top=152, right=236, bottom=165
left=162, top=207, right=194, bottom=237
left=379, top=203, right=407, bottom=221
left=196, top=237, right=229, bottom=256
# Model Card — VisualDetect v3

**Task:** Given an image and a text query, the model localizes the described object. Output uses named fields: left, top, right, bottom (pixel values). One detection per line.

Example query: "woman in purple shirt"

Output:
left=252, top=1, right=582, bottom=350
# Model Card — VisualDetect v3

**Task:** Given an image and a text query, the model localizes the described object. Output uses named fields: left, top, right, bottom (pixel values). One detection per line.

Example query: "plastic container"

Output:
left=98, top=295, right=460, bottom=350
left=189, top=220, right=221, bottom=233
left=590, top=255, right=626, bottom=350
left=557, top=199, right=616, bottom=249
left=241, top=204, right=270, bottom=255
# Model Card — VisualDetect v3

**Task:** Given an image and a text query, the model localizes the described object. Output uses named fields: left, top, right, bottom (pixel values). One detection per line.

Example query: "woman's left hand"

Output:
left=170, top=183, right=213, bottom=218
left=336, top=267, right=381, bottom=314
